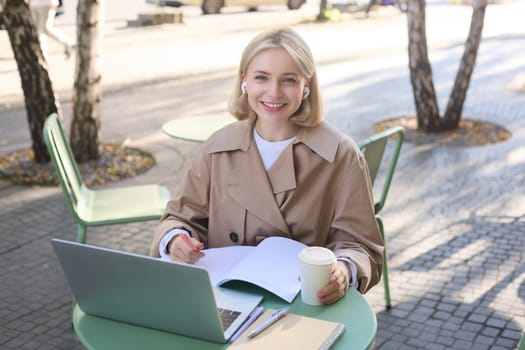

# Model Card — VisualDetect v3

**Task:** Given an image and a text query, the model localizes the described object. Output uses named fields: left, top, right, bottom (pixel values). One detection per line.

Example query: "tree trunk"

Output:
left=317, top=0, right=328, bottom=21
left=442, top=0, right=487, bottom=130
left=407, top=0, right=440, bottom=132
left=70, top=0, right=104, bottom=162
left=3, top=0, right=60, bottom=163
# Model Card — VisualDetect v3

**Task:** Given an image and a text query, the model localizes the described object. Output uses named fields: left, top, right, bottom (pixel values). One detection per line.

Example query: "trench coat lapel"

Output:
left=266, top=144, right=296, bottom=194
left=227, top=142, right=292, bottom=236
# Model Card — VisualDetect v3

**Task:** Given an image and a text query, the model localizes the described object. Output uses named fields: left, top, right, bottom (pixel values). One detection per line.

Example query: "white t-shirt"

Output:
left=253, top=128, right=296, bottom=170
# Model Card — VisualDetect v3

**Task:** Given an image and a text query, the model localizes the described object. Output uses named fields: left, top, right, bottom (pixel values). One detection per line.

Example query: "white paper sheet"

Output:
left=196, top=237, right=306, bottom=303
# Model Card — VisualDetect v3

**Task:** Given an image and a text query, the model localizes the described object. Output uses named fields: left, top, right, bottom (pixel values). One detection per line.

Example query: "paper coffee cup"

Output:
left=298, top=246, right=336, bottom=305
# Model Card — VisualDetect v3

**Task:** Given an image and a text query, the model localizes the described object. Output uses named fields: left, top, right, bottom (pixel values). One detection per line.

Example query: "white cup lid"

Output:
left=298, top=247, right=336, bottom=265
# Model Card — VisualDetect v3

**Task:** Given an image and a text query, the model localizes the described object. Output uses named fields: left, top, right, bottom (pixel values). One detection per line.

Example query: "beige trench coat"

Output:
left=151, top=118, right=383, bottom=293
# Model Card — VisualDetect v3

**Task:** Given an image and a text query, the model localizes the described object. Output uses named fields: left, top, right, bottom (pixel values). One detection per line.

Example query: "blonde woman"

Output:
left=151, top=27, right=383, bottom=305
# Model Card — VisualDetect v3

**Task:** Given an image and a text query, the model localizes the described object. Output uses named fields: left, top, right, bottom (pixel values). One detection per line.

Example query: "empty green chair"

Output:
left=358, top=126, right=404, bottom=310
left=43, top=113, right=170, bottom=244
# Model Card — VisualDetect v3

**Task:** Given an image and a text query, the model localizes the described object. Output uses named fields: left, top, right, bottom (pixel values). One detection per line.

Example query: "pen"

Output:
left=247, top=307, right=289, bottom=339
left=180, top=234, right=201, bottom=252
left=228, top=306, right=264, bottom=343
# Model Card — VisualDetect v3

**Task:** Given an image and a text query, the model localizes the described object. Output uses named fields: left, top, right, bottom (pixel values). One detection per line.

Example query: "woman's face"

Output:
left=244, top=48, right=308, bottom=132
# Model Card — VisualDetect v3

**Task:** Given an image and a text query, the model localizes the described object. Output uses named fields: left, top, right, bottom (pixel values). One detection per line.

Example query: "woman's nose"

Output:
left=267, top=80, right=282, bottom=97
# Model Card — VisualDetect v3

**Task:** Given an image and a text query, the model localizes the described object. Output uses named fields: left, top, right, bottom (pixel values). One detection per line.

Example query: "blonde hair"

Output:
left=227, top=27, right=323, bottom=127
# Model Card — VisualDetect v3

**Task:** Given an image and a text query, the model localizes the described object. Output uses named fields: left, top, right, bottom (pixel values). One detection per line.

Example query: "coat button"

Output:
left=229, top=232, right=239, bottom=242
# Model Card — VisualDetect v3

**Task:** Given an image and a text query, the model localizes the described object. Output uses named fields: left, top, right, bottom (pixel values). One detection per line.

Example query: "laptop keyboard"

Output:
left=218, top=308, right=241, bottom=331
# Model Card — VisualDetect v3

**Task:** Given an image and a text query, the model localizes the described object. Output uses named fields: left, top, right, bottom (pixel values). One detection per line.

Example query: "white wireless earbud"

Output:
left=303, top=86, right=310, bottom=100
left=241, top=81, right=247, bottom=95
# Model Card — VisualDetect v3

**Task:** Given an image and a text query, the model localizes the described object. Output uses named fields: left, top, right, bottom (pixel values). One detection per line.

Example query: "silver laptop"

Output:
left=51, top=238, right=263, bottom=343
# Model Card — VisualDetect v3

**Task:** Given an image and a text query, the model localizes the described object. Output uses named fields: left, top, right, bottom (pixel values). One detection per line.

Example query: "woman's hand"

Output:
left=317, top=261, right=350, bottom=305
left=167, top=234, right=205, bottom=263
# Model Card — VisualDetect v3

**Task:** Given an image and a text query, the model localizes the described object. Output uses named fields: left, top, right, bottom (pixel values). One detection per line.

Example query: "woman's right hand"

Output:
left=167, top=235, right=205, bottom=263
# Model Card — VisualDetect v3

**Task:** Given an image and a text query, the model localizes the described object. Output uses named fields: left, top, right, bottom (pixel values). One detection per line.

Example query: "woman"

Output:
left=29, top=0, right=73, bottom=60
left=151, top=27, right=383, bottom=304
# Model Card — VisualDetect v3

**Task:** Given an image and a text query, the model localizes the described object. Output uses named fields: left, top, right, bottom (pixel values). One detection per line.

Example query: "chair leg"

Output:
left=72, top=225, right=85, bottom=320
left=77, top=225, right=86, bottom=244
left=70, top=297, right=76, bottom=322
left=376, top=217, right=391, bottom=310
left=518, top=333, right=525, bottom=350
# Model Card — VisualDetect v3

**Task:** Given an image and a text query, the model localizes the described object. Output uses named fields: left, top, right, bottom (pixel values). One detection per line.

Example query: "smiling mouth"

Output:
left=261, top=102, right=285, bottom=109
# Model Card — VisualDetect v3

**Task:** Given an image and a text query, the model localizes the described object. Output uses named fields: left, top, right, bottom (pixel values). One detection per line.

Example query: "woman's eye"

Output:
left=254, top=75, right=268, bottom=81
left=283, top=77, right=297, bottom=84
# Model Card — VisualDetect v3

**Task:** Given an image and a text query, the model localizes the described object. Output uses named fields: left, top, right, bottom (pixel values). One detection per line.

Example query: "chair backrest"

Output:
left=358, top=126, right=404, bottom=214
left=43, top=113, right=84, bottom=219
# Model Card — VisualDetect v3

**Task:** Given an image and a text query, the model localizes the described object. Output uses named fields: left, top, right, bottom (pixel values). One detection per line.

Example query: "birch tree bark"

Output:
left=70, top=0, right=104, bottom=162
left=407, top=0, right=440, bottom=132
left=3, top=0, right=60, bottom=163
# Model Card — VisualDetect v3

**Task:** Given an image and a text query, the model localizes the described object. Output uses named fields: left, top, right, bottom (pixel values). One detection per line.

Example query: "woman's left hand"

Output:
left=317, top=261, right=350, bottom=305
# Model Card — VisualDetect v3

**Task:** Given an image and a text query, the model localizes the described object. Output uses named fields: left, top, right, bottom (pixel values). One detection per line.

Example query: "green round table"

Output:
left=162, top=113, right=235, bottom=143
left=73, top=287, right=376, bottom=350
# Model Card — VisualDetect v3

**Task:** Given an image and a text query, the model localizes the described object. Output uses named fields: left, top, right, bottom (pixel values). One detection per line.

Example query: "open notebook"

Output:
left=164, top=236, right=306, bottom=303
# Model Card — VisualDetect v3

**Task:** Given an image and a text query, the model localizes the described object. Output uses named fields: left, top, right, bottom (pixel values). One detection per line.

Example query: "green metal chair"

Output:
left=358, top=126, right=404, bottom=310
left=43, top=113, right=171, bottom=244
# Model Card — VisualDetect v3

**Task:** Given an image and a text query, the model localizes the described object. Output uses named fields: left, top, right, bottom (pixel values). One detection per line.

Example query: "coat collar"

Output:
left=204, top=118, right=253, bottom=153
left=205, top=117, right=341, bottom=163
left=295, top=121, right=340, bottom=163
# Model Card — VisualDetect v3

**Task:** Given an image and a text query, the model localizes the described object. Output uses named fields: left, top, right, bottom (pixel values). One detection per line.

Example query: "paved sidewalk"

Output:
left=1, top=2, right=525, bottom=349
